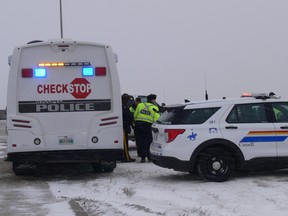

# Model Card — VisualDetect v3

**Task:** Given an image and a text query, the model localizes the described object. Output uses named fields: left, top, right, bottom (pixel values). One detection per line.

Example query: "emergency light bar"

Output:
left=241, top=92, right=252, bottom=97
left=22, top=64, right=106, bottom=78
left=241, top=92, right=280, bottom=99
left=38, top=62, right=91, bottom=67
left=38, top=62, right=64, bottom=67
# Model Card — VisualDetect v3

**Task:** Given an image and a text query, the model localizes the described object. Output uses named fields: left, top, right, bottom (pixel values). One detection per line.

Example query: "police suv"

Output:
left=6, top=39, right=123, bottom=175
left=150, top=93, right=288, bottom=182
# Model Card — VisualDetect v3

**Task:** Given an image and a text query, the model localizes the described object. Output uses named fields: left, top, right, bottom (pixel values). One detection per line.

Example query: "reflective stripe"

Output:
left=123, top=129, right=131, bottom=160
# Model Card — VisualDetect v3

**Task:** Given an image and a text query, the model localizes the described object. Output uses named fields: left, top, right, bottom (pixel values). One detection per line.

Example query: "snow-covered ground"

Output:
left=2, top=120, right=288, bottom=215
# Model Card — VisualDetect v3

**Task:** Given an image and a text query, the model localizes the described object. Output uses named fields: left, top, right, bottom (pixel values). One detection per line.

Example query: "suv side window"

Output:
left=226, top=103, right=267, bottom=123
left=271, top=102, right=288, bottom=122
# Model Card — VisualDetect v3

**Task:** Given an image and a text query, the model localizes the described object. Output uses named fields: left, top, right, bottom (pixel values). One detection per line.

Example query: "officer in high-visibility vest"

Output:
left=134, top=94, right=160, bottom=162
left=129, top=97, right=141, bottom=114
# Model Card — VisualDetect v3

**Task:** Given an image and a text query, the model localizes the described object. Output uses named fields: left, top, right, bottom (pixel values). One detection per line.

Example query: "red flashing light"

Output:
left=241, top=92, right=252, bottom=97
left=22, top=68, right=33, bottom=78
left=164, top=129, right=185, bottom=143
left=95, top=67, right=106, bottom=76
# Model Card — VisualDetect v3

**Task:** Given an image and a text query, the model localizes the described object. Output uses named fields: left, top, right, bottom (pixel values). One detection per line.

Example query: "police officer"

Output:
left=130, top=97, right=141, bottom=157
left=129, top=97, right=141, bottom=114
left=134, top=94, right=160, bottom=162
left=121, top=93, right=135, bottom=162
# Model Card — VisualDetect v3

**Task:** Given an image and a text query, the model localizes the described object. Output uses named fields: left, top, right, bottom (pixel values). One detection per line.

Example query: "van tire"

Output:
left=197, top=147, right=235, bottom=182
left=12, top=162, right=36, bottom=176
left=91, top=161, right=116, bottom=173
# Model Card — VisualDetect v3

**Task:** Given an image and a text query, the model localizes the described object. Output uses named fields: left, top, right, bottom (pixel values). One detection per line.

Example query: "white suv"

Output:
left=150, top=93, right=288, bottom=182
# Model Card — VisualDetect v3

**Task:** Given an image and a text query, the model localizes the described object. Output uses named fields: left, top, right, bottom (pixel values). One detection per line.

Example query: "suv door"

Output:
left=219, top=103, right=277, bottom=160
left=271, top=102, right=288, bottom=157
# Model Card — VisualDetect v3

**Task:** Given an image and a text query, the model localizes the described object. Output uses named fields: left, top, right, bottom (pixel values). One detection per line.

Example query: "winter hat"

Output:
left=147, top=94, right=157, bottom=102
left=122, top=93, right=130, bottom=104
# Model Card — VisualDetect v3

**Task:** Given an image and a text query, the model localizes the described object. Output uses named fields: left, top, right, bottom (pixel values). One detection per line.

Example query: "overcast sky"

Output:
left=1, top=0, right=288, bottom=109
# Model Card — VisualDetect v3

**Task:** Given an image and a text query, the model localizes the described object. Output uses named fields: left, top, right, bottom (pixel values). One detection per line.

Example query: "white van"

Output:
left=6, top=39, right=124, bottom=175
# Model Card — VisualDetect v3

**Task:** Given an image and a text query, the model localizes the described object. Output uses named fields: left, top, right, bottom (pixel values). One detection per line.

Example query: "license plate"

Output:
left=58, top=136, right=74, bottom=144
left=151, top=142, right=162, bottom=152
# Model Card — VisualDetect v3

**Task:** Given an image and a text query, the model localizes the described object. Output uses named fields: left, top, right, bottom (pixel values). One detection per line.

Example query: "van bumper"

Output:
left=6, top=149, right=124, bottom=163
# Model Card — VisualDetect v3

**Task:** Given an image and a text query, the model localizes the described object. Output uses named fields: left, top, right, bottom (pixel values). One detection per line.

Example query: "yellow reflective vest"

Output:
left=129, top=106, right=135, bottom=114
left=134, top=102, right=160, bottom=124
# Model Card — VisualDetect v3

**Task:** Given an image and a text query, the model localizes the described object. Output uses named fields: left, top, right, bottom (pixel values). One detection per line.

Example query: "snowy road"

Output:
left=2, top=120, right=288, bottom=215
left=2, top=150, right=288, bottom=216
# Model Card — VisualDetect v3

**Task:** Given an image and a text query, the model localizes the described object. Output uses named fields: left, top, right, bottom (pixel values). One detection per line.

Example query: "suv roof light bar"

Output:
left=241, top=92, right=280, bottom=99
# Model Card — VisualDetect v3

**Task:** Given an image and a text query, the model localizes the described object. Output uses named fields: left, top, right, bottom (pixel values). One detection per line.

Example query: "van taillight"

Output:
left=164, top=129, right=185, bottom=143
left=82, top=67, right=94, bottom=76
left=22, top=68, right=47, bottom=78
left=34, top=68, right=47, bottom=78
left=96, top=67, right=106, bottom=76
left=22, top=68, right=33, bottom=77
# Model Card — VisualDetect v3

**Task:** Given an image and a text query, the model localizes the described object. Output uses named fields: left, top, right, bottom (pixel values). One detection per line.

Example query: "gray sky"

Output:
left=1, top=0, right=288, bottom=109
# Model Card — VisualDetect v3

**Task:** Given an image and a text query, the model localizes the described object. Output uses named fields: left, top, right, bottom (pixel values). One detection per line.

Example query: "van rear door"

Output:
left=7, top=40, right=123, bottom=152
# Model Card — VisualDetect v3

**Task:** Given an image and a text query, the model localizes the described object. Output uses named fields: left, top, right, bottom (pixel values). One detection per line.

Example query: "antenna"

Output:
left=163, top=87, right=166, bottom=104
left=59, top=0, right=64, bottom=38
left=204, top=74, right=208, bottom=100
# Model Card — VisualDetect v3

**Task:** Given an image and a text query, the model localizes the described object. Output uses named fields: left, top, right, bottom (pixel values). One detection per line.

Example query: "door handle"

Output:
left=280, top=126, right=288, bottom=129
left=225, top=126, right=238, bottom=129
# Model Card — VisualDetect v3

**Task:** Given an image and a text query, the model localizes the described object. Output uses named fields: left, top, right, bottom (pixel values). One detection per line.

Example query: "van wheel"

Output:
left=12, top=162, right=37, bottom=175
left=197, top=147, right=235, bottom=182
left=91, top=161, right=116, bottom=173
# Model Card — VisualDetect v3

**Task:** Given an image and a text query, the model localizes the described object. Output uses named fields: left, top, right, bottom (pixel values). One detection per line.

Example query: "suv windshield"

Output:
left=157, top=106, right=220, bottom=125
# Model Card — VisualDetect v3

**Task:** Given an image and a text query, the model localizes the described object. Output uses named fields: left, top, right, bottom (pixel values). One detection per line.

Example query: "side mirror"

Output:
left=8, top=55, right=12, bottom=66
left=114, top=53, right=118, bottom=63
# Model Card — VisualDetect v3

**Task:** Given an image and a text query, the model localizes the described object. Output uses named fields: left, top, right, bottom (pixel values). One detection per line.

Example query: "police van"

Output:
left=6, top=39, right=124, bottom=175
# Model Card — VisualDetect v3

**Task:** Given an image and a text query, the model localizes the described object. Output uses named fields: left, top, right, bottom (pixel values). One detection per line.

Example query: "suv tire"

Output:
left=198, top=147, right=235, bottom=182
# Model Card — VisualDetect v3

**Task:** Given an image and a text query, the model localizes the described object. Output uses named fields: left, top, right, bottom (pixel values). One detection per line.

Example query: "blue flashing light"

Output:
left=82, top=67, right=94, bottom=76
left=34, top=68, right=47, bottom=78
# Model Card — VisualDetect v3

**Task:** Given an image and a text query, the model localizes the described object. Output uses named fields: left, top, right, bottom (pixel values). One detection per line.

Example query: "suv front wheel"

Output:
left=197, top=147, right=235, bottom=182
